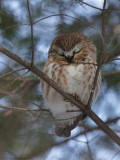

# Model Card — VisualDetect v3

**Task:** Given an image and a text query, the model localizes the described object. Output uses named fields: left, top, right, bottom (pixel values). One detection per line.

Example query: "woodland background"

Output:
left=0, top=0, right=120, bottom=160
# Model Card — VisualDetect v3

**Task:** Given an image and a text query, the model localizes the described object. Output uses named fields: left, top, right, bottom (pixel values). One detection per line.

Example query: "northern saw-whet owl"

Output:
left=41, top=32, right=101, bottom=137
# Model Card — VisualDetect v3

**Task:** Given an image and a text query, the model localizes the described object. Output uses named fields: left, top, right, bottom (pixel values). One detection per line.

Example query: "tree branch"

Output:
left=27, top=0, right=34, bottom=66
left=103, top=70, right=120, bottom=77
left=75, top=0, right=102, bottom=11
left=0, top=46, right=120, bottom=146
left=105, top=52, right=120, bottom=63
left=0, top=105, right=46, bottom=112
left=87, top=0, right=107, bottom=107
left=75, top=0, right=120, bottom=11
left=16, top=116, right=120, bottom=159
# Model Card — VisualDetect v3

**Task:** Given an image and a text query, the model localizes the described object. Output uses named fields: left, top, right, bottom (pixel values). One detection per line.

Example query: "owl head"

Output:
left=48, top=32, right=97, bottom=64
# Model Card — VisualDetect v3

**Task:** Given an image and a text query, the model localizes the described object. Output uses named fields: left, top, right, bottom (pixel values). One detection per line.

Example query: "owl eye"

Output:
left=73, top=49, right=81, bottom=54
left=58, top=51, right=64, bottom=56
left=57, top=47, right=64, bottom=56
left=73, top=44, right=82, bottom=54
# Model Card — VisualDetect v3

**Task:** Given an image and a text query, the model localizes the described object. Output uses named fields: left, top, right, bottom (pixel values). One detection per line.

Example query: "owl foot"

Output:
left=55, top=126, right=71, bottom=137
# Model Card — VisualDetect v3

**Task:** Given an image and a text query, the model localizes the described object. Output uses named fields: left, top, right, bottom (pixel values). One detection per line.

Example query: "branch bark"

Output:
left=27, top=0, right=34, bottom=66
left=0, top=46, right=120, bottom=146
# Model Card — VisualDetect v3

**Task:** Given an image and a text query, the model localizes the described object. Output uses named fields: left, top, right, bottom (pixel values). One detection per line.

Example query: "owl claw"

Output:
left=63, top=128, right=71, bottom=137
left=55, top=126, right=71, bottom=137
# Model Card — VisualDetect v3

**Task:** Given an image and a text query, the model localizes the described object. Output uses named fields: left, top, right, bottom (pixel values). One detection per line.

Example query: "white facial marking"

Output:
left=64, top=51, right=74, bottom=58
left=57, top=43, right=82, bottom=58
left=73, top=43, right=82, bottom=53
left=57, top=47, right=64, bottom=56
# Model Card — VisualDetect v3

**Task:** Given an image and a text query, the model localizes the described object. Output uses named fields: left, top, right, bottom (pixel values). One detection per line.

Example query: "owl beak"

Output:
left=67, top=56, right=73, bottom=63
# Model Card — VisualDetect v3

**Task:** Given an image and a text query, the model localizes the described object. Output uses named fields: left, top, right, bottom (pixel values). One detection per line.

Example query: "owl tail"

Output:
left=55, top=125, right=71, bottom=137
left=54, top=113, right=86, bottom=137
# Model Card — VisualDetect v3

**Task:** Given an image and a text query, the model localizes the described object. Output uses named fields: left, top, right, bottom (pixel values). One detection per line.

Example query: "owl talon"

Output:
left=55, top=126, right=71, bottom=137
left=63, top=127, right=71, bottom=137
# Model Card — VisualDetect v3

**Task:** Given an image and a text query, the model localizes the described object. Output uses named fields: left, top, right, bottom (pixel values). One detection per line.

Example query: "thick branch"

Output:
left=0, top=46, right=120, bottom=146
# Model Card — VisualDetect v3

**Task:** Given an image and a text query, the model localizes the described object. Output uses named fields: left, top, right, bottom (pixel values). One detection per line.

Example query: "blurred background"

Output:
left=0, top=0, right=120, bottom=159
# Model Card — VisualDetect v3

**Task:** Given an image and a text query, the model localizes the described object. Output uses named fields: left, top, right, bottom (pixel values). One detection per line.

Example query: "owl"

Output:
left=41, top=32, right=101, bottom=137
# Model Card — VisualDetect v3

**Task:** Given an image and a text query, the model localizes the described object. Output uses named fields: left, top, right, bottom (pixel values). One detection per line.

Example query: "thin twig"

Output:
left=0, top=68, right=26, bottom=79
left=0, top=14, right=78, bottom=34
left=75, top=0, right=102, bottom=11
left=15, top=116, right=120, bottom=160
left=33, top=13, right=79, bottom=24
left=85, top=134, right=94, bottom=160
left=99, top=0, right=106, bottom=64
left=27, top=0, right=34, bottom=67
left=87, top=65, right=101, bottom=107
left=10, top=70, right=29, bottom=84
left=103, top=70, right=120, bottom=77
left=4, top=71, right=120, bottom=85
left=34, top=14, right=105, bottom=43
left=75, top=0, right=120, bottom=11
left=1, top=13, right=104, bottom=45
left=0, top=105, right=47, bottom=112
left=105, top=58, right=120, bottom=64
left=0, top=77, right=39, bottom=82
left=102, top=51, right=120, bottom=64
left=86, top=0, right=107, bottom=107
left=110, top=150, right=120, bottom=160
left=102, top=0, right=106, bottom=41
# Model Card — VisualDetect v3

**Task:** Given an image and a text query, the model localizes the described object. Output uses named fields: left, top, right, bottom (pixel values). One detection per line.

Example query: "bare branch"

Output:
left=0, top=68, right=25, bottom=78
left=110, top=150, right=120, bottom=160
left=87, top=1, right=107, bottom=107
left=75, top=0, right=120, bottom=11
left=0, top=105, right=45, bottom=112
left=0, top=46, right=120, bottom=146
left=33, top=13, right=79, bottom=24
left=102, top=0, right=107, bottom=38
left=103, top=70, right=120, bottom=77
left=1, top=12, right=105, bottom=45
left=27, top=0, right=34, bottom=66
left=105, top=52, right=120, bottom=63
left=68, top=117, right=120, bottom=143
left=15, top=116, right=120, bottom=159
left=0, top=77, right=39, bottom=82
left=85, top=134, right=94, bottom=160
left=75, top=0, right=102, bottom=11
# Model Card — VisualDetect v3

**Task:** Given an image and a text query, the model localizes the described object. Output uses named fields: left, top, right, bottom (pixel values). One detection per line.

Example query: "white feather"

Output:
left=42, top=63, right=96, bottom=127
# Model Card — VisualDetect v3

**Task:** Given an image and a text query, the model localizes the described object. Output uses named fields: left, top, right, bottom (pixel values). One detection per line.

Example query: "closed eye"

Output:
left=57, top=47, right=65, bottom=56
left=73, top=44, right=82, bottom=54
left=73, top=48, right=82, bottom=54
left=59, top=52, right=64, bottom=56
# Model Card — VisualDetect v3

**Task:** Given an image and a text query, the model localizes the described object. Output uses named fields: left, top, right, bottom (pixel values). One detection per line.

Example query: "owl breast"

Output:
left=42, top=61, right=99, bottom=132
